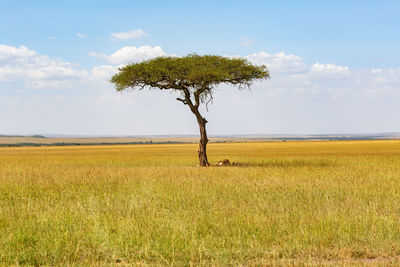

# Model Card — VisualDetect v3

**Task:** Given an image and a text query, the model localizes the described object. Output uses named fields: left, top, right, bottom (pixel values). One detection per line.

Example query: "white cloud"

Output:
left=76, top=33, right=87, bottom=38
left=0, top=44, right=36, bottom=61
left=89, top=65, right=118, bottom=83
left=245, top=51, right=307, bottom=74
left=0, top=44, right=87, bottom=88
left=310, top=63, right=350, bottom=73
left=110, top=29, right=148, bottom=41
left=89, top=45, right=167, bottom=64
left=242, top=51, right=400, bottom=102
left=310, top=63, right=351, bottom=79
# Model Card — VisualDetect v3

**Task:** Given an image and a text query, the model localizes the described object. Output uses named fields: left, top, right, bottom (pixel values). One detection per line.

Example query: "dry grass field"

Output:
left=1, top=140, right=400, bottom=265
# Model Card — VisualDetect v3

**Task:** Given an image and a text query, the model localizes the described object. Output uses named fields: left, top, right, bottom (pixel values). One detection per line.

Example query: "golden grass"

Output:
left=1, top=140, right=400, bottom=265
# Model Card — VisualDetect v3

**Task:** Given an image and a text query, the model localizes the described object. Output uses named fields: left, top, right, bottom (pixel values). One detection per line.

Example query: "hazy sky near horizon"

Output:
left=1, top=0, right=400, bottom=135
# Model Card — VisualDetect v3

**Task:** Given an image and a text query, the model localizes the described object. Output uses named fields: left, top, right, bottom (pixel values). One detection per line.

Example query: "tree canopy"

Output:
left=111, top=54, right=269, bottom=104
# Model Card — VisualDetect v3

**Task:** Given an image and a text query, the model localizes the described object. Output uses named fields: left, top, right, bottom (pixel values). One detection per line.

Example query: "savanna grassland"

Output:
left=1, top=140, right=400, bottom=265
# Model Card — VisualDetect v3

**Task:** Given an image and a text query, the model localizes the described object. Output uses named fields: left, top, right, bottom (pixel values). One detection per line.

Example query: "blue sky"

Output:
left=1, top=0, right=400, bottom=135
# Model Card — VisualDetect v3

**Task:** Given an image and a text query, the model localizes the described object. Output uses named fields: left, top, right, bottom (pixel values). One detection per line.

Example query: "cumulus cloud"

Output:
left=110, top=29, right=148, bottom=41
left=0, top=44, right=87, bottom=88
left=310, top=63, right=351, bottom=79
left=0, top=44, right=36, bottom=61
left=89, top=45, right=166, bottom=64
left=240, top=51, right=400, bottom=101
left=245, top=51, right=307, bottom=74
left=0, top=44, right=168, bottom=90
left=89, top=65, right=118, bottom=82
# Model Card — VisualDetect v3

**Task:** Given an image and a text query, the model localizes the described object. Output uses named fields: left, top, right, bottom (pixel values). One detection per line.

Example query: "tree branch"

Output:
left=176, top=98, right=188, bottom=105
left=205, top=93, right=214, bottom=112
left=182, top=88, right=194, bottom=107
left=194, top=84, right=209, bottom=107
left=194, top=92, right=200, bottom=107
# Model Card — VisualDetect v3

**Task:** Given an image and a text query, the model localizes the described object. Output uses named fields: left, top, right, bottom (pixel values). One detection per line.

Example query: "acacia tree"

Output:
left=111, top=54, right=269, bottom=166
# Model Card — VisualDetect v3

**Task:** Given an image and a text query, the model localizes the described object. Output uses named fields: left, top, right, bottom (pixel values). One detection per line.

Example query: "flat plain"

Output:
left=0, top=136, right=235, bottom=145
left=1, top=140, right=400, bottom=265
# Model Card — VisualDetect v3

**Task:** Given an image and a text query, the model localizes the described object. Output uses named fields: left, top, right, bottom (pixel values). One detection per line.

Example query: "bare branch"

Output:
left=205, top=94, right=214, bottom=112
left=176, top=98, right=188, bottom=105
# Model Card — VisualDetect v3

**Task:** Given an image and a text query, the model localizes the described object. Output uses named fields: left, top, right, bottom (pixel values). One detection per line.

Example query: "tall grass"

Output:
left=1, top=141, right=400, bottom=265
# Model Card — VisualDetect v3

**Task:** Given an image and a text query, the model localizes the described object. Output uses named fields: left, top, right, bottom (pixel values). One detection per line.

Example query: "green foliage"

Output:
left=111, top=54, right=269, bottom=104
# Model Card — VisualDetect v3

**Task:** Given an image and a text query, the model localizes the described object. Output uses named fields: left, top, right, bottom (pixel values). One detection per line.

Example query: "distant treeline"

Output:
left=271, top=137, right=393, bottom=141
left=0, top=141, right=188, bottom=147
left=0, top=135, right=46, bottom=138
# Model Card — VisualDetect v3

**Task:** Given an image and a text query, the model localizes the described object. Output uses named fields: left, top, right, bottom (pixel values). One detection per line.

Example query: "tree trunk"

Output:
left=180, top=91, right=210, bottom=167
left=196, top=116, right=209, bottom=167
